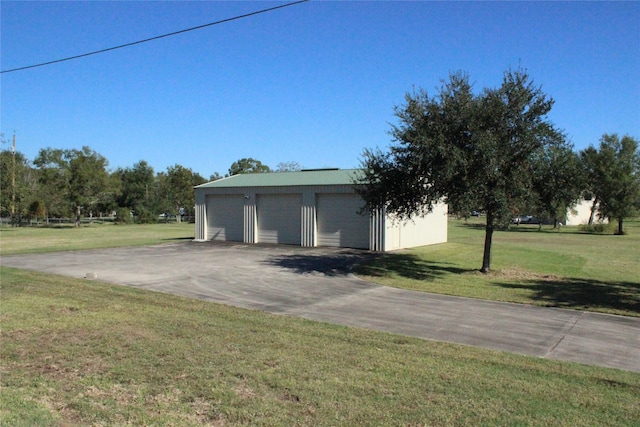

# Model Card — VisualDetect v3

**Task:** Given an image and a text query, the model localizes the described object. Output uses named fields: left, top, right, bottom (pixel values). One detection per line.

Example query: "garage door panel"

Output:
left=257, top=194, right=301, bottom=245
left=317, top=194, right=369, bottom=249
left=206, top=195, right=244, bottom=242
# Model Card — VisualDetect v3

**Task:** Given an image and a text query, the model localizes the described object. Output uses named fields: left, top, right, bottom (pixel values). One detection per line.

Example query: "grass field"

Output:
left=356, top=218, right=640, bottom=317
left=0, top=222, right=194, bottom=256
left=2, top=268, right=639, bottom=426
left=1, top=220, right=639, bottom=425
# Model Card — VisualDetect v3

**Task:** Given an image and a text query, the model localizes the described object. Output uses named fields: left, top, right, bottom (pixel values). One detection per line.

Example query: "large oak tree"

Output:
left=357, top=69, right=566, bottom=272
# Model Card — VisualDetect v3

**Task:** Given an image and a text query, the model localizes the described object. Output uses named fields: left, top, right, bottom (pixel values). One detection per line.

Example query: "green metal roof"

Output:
left=195, top=169, right=364, bottom=188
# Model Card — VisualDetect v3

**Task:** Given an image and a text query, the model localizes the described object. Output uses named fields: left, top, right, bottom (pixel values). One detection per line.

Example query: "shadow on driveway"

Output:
left=264, top=249, right=380, bottom=276
left=354, top=252, right=474, bottom=281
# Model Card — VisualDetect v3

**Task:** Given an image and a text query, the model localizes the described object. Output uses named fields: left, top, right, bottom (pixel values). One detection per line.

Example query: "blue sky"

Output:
left=2, top=1, right=639, bottom=179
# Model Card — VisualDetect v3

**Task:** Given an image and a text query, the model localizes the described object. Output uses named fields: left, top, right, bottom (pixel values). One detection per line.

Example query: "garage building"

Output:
left=194, top=169, right=447, bottom=251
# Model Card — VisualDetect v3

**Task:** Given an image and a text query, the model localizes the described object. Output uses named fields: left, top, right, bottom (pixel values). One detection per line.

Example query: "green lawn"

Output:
left=2, top=268, right=639, bottom=426
left=0, top=222, right=194, bottom=256
left=355, top=219, right=640, bottom=317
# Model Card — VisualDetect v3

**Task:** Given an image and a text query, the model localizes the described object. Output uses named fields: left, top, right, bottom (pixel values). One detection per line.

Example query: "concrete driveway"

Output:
left=2, top=241, right=639, bottom=373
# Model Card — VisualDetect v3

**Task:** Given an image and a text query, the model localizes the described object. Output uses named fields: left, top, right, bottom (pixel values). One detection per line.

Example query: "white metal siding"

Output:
left=257, top=194, right=302, bottom=245
left=301, top=203, right=316, bottom=247
left=317, top=194, right=370, bottom=249
left=383, top=202, right=448, bottom=251
left=370, top=207, right=386, bottom=251
left=206, top=195, right=244, bottom=242
left=194, top=197, right=206, bottom=241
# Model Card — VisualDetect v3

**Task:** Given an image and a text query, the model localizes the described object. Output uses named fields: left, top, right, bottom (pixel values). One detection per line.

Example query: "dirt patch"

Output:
left=234, top=382, right=256, bottom=399
left=466, top=267, right=561, bottom=282
left=85, top=383, right=140, bottom=406
left=48, top=305, right=81, bottom=315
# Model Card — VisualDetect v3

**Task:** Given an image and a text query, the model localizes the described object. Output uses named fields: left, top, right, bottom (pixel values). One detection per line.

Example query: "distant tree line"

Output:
left=0, top=142, right=300, bottom=224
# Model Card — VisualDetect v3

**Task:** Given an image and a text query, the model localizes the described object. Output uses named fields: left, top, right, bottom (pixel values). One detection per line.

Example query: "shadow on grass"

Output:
left=265, top=250, right=380, bottom=276
left=355, top=252, right=473, bottom=281
left=498, top=278, right=640, bottom=315
left=460, top=222, right=486, bottom=230
left=459, top=223, right=547, bottom=234
left=460, top=222, right=564, bottom=233
left=459, top=220, right=629, bottom=236
left=504, top=226, right=548, bottom=233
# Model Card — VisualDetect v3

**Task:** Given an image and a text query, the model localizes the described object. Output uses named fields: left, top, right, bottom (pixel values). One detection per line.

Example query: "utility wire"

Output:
left=1, top=0, right=309, bottom=74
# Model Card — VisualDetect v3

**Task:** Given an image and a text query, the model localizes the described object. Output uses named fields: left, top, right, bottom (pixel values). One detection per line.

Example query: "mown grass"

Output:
left=0, top=222, right=194, bottom=256
left=2, top=267, right=639, bottom=426
left=355, top=219, right=640, bottom=317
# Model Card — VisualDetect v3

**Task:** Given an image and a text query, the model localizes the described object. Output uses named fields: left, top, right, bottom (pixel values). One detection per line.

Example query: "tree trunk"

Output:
left=618, top=217, right=624, bottom=235
left=588, top=197, right=598, bottom=225
left=481, top=215, right=494, bottom=273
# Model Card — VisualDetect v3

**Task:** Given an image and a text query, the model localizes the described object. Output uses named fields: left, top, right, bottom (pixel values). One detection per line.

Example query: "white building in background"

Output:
left=565, top=198, right=607, bottom=226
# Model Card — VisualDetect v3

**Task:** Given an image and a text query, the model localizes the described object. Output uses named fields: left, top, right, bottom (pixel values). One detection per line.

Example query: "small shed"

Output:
left=194, top=169, right=447, bottom=251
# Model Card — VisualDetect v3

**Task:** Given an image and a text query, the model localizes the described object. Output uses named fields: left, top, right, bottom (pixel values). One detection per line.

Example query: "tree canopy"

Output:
left=580, top=134, right=640, bottom=234
left=357, top=69, right=567, bottom=272
left=228, top=158, right=271, bottom=175
left=156, top=164, right=206, bottom=222
left=276, top=161, right=302, bottom=172
left=1, top=147, right=294, bottom=224
left=0, top=149, right=36, bottom=219
left=33, top=147, right=111, bottom=220
left=529, top=144, right=584, bottom=228
left=115, top=160, right=155, bottom=216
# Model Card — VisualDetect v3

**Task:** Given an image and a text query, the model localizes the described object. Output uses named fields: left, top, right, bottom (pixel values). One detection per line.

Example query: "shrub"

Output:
left=114, top=208, right=133, bottom=224
left=27, top=199, right=46, bottom=220
left=134, top=208, right=157, bottom=224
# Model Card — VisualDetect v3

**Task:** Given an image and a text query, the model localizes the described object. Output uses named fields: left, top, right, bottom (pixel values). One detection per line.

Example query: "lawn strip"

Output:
left=2, top=268, right=639, bottom=426
left=0, top=222, right=194, bottom=256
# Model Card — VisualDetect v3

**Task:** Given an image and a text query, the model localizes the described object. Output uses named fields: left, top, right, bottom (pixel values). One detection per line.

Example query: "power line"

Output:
left=1, top=0, right=309, bottom=74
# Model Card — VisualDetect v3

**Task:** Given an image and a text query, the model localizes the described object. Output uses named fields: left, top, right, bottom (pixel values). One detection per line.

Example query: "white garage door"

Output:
left=257, top=194, right=301, bottom=245
left=317, top=193, right=370, bottom=249
left=206, top=195, right=244, bottom=242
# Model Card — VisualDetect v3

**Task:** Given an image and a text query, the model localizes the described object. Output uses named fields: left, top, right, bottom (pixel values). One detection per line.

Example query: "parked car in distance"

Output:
left=512, top=215, right=540, bottom=225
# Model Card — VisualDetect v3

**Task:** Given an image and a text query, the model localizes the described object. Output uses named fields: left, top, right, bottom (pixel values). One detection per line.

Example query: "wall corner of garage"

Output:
left=194, top=190, right=207, bottom=241
left=244, top=195, right=257, bottom=243
left=370, top=207, right=385, bottom=251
